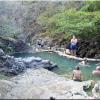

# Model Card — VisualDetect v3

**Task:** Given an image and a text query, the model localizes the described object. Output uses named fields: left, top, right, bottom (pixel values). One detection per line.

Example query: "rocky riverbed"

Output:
left=0, top=49, right=58, bottom=76
left=0, top=48, right=100, bottom=99
left=0, top=68, right=94, bottom=99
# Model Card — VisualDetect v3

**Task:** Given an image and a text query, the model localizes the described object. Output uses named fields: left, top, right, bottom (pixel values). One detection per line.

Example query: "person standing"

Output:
left=70, top=35, right=78, bottom=56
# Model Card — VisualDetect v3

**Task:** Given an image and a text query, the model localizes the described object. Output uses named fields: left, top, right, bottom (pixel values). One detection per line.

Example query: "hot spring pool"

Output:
left=12, top=52, right=100, bottom=81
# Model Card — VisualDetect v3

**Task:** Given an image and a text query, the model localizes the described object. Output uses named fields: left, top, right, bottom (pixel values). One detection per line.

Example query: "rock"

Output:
left=65, top=49, right=70, bottom=54
left=0, top=36, right=32, bottom=54
left=41, top=60, right=50, bottom=64
left=1, top=68, right=92, bottom=99
left=0, top=48, right=58, bottom=75
left=13, top=39, right=31, bottom=52
left=51, top=64, right=58, bottom=68
left=1, top=54, right=26, bottom=75
left=0, top=80, right=14, bottom=99
left=83, top=80, right=92, bottom=91
left=27, top=61, right=38, bottom=68
left=92, top=82, right=100, bottom=99
left=41, top=61, right=58, bottom=71
left=1, top=56, right=7, bottom=61
left=33, top=57, right=42, bottom=62
left=47, top=64, right=58, bottom=71
left=23, top=57, right=35, bottom=63
left=0, top=49, right=5, bottom=56
left=0, top=49, right=58, bottom=75
left=76, top=39, right=100, bottom=58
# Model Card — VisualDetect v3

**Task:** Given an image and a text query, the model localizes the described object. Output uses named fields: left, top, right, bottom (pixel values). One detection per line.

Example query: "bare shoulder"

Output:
left=75, top=39, right=78, bottom=42
left=73, top=70, right=76, bottom=73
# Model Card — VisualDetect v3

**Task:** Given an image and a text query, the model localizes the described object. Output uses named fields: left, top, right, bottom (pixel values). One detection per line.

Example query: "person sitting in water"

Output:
left=72, top=66, right=82, bottom=81
left=70, top=35, right=78, bottom=56
left=79, top=58, right=88, bottom=66
left=92, top=66, right=100, bottom=76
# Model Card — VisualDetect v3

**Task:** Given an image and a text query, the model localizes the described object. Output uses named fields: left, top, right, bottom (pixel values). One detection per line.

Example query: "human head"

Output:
left=83, top=58, right=87, bottom=62
left=50, top=97, right=55, bottom=100
left=96, top=66, right=100, bottom=71
left=76, top=66, right=80, bottom=70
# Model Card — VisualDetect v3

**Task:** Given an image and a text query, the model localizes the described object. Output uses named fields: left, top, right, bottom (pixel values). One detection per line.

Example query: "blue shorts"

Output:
left=70, top=44, right=77, bottom=50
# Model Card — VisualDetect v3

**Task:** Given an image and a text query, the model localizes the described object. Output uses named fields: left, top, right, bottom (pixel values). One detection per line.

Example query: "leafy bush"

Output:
left=80, top=1, right=100, bottom=12
left=38, top=4, right=100, bottom=40
left=0, top=45, right=13, bottom=54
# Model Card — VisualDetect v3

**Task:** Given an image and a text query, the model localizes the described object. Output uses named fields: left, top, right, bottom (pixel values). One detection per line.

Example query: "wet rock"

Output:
left=2, top=68, right=92, bottom=99
left=41, top=60, right=58, bottom=70
left=33, top=57, right=42, bottom=62
left=0, top=47, right=72, bottom=75
left=1, top=56, right=7, bottom=61
left=92, top=82, right=100, bottom=99
left=23, top=57, right=35, bottom=63
left=76, top=39, right=100, bottom=58
left=0, top=49, right=5, bottom=56
left=41, top=60, right=50, bottom=64
left=0, top=49, right=58, bottom=75
left=51, top=64, right=58, bottom=68
left=3, top=57, right=26, bottom=75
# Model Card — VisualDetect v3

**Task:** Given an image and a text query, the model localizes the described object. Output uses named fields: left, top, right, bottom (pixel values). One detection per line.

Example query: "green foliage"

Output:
left=38, top=1, right=100, bottom=40
left=0, top=45, right=13, bottom=54
left=80, top=1, right=100, bottom=12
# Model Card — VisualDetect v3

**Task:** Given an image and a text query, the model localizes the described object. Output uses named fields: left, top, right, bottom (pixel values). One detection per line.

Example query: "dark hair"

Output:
left=76, top=66, right=80, bottom=70
left=50, top=97, right=55, bottom=100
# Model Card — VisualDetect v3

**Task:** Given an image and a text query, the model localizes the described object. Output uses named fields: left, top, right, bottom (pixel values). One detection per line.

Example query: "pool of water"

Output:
left=12, top=52, right=100, bottom=81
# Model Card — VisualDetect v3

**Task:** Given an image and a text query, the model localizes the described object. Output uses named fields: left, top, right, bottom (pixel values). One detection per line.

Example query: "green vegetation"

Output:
left=0, top=45, right=13, bottom=54
left=38, top=1, right=100, bottom=40
left=0, top=1, right=100, bottom=57
left=80, top=1, right=100, bottom=12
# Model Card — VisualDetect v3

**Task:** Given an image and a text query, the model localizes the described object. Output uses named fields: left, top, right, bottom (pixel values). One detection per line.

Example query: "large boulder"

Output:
left=3, top=56, right=26, bottom=75
left=23, top=57, right=58, bottom=70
